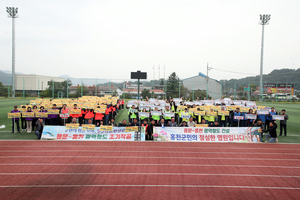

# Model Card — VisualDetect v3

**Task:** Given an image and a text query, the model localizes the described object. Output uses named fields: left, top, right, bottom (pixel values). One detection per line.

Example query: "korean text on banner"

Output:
left=41, top=126, right=145, bottom=141
left=153, top=127, right=260, bottom=143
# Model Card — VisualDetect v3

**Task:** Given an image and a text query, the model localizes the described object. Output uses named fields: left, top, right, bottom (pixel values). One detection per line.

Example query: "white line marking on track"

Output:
left=0, top=185, right=299, bottom=190
left=0, top=163, right=299, bottom=169
left=1, top=150, right=299, bottom=155
left=0, top=145, right=299, bottom=151
left=0, top=156, right=299, bottom=161
left=0, top=172, right=299, bottom=178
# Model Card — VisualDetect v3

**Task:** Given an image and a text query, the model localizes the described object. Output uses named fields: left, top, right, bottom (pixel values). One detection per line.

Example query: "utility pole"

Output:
left=6, top=7, right=19, bottom=98
left=206, top=63, right=211, bottom=99
left=259, top=14, right=271, bottom=102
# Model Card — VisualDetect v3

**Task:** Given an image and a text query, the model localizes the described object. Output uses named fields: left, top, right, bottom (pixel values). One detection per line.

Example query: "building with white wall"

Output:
left=182, top=72, right=221, bottom=99
left=15, top=75, right=65, bottom=95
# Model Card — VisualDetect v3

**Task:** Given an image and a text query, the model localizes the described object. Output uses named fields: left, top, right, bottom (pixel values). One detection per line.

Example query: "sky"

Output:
left=0, top=0, right=299, bottom=82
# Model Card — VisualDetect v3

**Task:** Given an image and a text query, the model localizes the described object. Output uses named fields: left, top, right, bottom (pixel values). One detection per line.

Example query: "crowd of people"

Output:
left=123, top=97, right=289, bottom=143
left=10, top=97, right=289, bottom=143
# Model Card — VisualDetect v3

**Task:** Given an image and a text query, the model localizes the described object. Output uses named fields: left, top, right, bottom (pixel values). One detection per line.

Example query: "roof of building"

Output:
left=123, top=89, right=164, bottom=93
left=182, top=72, right=220, bottom=83
left=69, top=86, right=119, bottom=90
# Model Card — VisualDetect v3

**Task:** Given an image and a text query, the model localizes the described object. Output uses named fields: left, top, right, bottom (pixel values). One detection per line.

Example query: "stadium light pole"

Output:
left=259, top=14, right=271, bottom=102
left=206, top=63, right=211, bottom=99
left=6, top=7, right=19, bottom=98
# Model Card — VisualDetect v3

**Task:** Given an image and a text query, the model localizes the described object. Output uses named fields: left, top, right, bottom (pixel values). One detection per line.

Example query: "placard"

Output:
left=35, top=113, right=48, bottom=118
left=94, top=108, right=106, bottom=113
left=195, top=124, right=209, bottom=127
left=240, top=107, right=250, bottom=113
left=82, top=124, right=96, bottom=130
left=22, top=112, right=35, bottom=118
left=139, top=112, right=150, bottom=118
left=139, top=106, right=150, bottom=111
left=176, top=106, right=186, bottom=111
left=48, top=109, right=60, bottom=114
left=125, top=127, right=138, bottom=132
left=100, top=126, right=113, bottom=131
left=234, top=116, right=244, bottom=120
left=66, top=124, right=80, bottom=129
left=244, top=114, right=257, bottom=120
left=180, top=114, right=190, bottom=119
left=8, top=113, right=21, bottom=118
left=206, top=112, right=217, bottom=116
left=18, top=108, right=27, bottom=112
left=151, top=111, right=161, bottom=116
left=256, top=109, right=269, bottom=115
left=218, top=111, right=229, bottom=116
left=194, top=111, right=205, bottom=116
left=60, top=113, right=70, bottom=118
left=272, top=115, right=284, bottom=120
left=129, top=109, right=138, bottom=113
left=69, top=109, right=81, bottom=114
left=163, top=112, right=175, bottom=118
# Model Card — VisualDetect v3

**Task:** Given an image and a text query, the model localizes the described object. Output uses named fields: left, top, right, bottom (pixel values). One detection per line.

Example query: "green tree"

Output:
left=141, top=89, right=150, bottom=99
left=0, top=82, right=8, bottom=96
left=41, top=79, right=72, bottom=98
left=166, top=72, right=180, bottom=98
left=76, top=85, right=89, bottom=97
left=250, top=84, right=257, bottom=95
left=180, top=85, right=190, bottom=98
left=192, top=89, right=208, bottom=100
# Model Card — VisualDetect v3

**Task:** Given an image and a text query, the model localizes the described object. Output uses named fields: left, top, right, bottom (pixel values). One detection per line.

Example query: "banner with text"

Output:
left=153, top=127, right=260, bottom=143
left=41, top=126, right=145, bottom=141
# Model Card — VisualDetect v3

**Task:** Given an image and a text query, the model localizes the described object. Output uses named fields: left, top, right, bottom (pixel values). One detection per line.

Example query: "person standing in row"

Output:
left=11, top=106, right=20, bottom=133
left=25, top=107, right=33, bottom=133
left=20, top=105, right=27, bottom=131
left=60, top=104, right=69, bottom=126
left=39, top=106, right=47, bottom=125
left=279, top=109, right=289, bottom=136
left=48, top=104, right=59, bottom=125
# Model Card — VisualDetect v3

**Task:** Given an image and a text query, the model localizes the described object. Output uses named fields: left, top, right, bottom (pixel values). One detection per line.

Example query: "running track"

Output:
left=0, top=141, right=299, bottom=200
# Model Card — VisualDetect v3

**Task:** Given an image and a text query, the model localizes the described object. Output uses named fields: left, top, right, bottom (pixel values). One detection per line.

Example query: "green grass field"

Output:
left=256, top=102, right=300, bottom=143
left=0, top=98, right=299, bottom=143
left=0, top=98, right=36, bottom=140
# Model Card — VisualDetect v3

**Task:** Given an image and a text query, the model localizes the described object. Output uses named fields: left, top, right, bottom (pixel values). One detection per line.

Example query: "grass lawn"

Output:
left=0, top=98, right=299, bottom=143
left=0, top=98, right=36, bottom=139
left=256, top=102, right=300, bottom=143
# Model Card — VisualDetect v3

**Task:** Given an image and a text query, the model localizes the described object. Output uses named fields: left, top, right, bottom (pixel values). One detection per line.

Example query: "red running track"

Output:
left=0, top=141, right=299, bottom=200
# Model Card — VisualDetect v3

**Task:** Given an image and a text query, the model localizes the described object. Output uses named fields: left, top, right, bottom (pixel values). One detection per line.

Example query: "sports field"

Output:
left=1, top=98, right=299, bottom=143
left=0, top=141, right=299, bottom=200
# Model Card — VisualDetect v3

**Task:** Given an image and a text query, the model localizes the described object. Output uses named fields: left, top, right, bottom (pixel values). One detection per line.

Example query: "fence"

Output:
left=0, top=75, right=299, bottom=102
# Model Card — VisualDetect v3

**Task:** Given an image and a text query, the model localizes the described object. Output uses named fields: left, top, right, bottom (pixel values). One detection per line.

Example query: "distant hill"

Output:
left=223, top=68, right=300, bottom=90
left=0, top=71, right=11, bottom=85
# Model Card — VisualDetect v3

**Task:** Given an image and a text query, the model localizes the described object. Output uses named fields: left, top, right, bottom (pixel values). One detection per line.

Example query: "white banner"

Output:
left=153, top=127, right=261, bottom=143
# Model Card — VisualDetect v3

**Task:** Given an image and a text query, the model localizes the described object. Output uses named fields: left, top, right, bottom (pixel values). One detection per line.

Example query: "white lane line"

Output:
left=0, top=145, right=299, bottom=151
left=0, top=173, right=299, bottom=178
left=0, top=185, right=299, bottom=190
left=1, top=150, right=299, bottom=155
left=0, top=156, right=299, bottom=161
left=0, top=163, right=299, bottom=169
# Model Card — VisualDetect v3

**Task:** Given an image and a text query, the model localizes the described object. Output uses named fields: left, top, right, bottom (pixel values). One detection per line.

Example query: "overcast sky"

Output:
left=1, top=0, right=299, bottom=81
